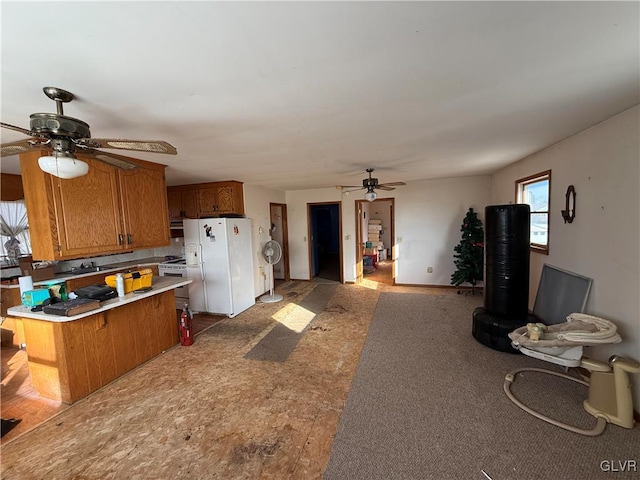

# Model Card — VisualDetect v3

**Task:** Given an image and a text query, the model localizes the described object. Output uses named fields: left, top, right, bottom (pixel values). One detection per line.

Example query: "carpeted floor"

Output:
left=324, top=291, right=640, bottom=480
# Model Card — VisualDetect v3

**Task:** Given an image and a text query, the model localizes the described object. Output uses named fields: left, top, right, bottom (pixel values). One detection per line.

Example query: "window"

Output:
left=515, top=170, right=551, bottom=254
left=0, top=200, right=31, bottom=264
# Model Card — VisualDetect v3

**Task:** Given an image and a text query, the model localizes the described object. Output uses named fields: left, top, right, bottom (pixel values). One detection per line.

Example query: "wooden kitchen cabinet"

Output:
left=1, top=287, right=23, bottom=318
left=167, top=187, right=198, bottom=219
left=80, top=313, right=118, bottom=392
left=17, top=289, right=178, bottom=404
left=119, top=166, right=171, bottom=249
left=168, top=181, right=243, bottom=218
left=197, top=181, right=244, bottom=216
left=20, top=151, right=170, bottom=260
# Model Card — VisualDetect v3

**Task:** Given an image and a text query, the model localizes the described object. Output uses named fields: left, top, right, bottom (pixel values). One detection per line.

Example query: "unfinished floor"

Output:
left=1, top=279, right=450, bottom=479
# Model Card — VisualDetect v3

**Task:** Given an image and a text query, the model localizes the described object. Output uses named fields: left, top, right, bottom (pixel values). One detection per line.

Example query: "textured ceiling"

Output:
left=1, top=2, right=638, bottom=190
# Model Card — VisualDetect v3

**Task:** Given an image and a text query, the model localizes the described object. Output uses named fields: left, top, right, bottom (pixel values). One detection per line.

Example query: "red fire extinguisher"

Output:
left=179, top=303, right=193, bottom=346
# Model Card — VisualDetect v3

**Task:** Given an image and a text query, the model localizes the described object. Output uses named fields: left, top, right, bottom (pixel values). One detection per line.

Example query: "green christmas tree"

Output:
left=451, top=207, right=484, bottom=294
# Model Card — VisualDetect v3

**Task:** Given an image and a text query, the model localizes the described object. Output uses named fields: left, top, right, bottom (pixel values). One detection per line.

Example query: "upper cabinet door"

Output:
left=197, top=187, right=218, bottom=216
left=196, top=182, right=244, bottom=217
left=167, top=189, right=183, bottom=220
left=181, top=189, right=198, bottom=218
left=52, top=157, right=124, bottom=257
left=167, top=187, right=198, bottom=219
left=119, top=166, right=170, bottom=249
left=215, top=186, right=236, bottom=214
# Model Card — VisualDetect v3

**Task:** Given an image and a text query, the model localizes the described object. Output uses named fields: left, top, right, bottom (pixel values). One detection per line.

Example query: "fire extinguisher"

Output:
left=179, top=303, right=194, bottom=346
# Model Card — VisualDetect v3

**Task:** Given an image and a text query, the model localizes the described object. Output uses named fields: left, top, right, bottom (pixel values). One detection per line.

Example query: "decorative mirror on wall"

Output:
left=561, top=185, right=576, bottom=223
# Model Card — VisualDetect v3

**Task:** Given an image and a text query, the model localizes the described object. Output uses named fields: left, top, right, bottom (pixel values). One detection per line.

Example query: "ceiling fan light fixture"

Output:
left=38, top=153, right=89, bottom=179
left=364, top=190, right=377, bottom=202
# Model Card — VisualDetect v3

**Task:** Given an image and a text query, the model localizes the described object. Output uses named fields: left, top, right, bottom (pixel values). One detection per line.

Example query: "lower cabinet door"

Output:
left=108, top=305, right=140, bottom=377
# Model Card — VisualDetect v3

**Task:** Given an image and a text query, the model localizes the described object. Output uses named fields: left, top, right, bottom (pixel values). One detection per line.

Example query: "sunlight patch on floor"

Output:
left=271, top=303, right=316, bottom=333
left=358, top=278, right=380, bottom=290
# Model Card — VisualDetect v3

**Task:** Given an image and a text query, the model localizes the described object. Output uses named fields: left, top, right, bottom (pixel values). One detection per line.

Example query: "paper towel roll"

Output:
left=19, top=275, right=33, bottom=295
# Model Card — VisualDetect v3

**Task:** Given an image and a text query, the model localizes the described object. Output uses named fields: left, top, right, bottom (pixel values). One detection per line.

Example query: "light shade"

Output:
left=364, top=190, right=377, bottom=202
left=38, top=155, right=89, bottom=179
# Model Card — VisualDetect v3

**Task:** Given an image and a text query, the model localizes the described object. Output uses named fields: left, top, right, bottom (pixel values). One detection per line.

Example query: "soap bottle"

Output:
left=115, top=273, right=125, bottom=298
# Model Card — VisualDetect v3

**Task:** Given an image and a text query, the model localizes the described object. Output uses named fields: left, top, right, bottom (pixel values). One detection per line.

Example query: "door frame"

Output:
left=355, top=197, right=395, bottom=285
left=307, top=201, right=343, bottom=283
left=269, top=202, right=290, bottom=281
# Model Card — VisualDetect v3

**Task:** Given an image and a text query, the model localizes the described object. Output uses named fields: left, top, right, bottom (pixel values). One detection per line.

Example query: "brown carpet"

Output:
left=324, top=291, right=640, bottom=480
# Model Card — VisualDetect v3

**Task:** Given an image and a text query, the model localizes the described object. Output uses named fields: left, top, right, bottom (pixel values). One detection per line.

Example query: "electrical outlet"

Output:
left=427, top=266, right=433, bottom=273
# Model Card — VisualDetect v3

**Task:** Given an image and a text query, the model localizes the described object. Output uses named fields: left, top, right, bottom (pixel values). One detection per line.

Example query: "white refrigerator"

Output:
left=183, top=218, right=256, bottom=317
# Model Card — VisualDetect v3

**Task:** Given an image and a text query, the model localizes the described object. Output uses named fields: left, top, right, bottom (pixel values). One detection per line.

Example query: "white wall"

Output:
left=285, top=177, right=491, bottom=284
left=285, top=188, right=346, bottom=280
left=491, top=105, right=640, bottom=409
left=243, top=183, right=286, bottom=297
left=392, top=176, right=491, bottom=285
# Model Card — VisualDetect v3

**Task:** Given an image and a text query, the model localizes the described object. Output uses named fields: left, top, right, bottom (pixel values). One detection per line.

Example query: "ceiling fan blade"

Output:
left=78, top=148, right=139, bottom=170
left=336, top=185, right=363, bottom=190
left=0, top=139, right=49, bottom=157
left=376, top=185, right=396, bottom=191
left=378, top=181, right=407, bottom=187
left=1, top=122, right=36, bottom=136
left=77, top=138, right=177, bottom=155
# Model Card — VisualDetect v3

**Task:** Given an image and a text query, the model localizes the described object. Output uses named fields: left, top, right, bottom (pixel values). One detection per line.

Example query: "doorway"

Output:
left=269, top=203, right=290, bottom=282
left=307, top=202, right=342, bottom=283
left=355, top=198, right=395, bottom=285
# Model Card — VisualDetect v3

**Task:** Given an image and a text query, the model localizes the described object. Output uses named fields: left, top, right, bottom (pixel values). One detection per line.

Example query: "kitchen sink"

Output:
left=67, top=265, right=108, bottom=274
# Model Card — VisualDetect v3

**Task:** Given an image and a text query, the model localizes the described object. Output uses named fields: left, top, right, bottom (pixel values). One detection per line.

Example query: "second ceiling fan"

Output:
left=337, top=168, right=406, bottom=201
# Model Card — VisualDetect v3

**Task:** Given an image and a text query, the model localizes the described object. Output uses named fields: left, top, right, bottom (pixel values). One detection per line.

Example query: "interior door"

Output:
left=309, top=207, right=319, bottom=277
left=269, top=203, right=289, bottom=281
left=355, top=201, right=364, bottom=283
left=307, top=202, right=342, bottom=282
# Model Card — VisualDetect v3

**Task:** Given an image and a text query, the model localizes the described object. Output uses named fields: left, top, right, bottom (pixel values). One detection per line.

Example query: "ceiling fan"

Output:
left=336, top=168, right=406, bottom=201
left=0, top=86, right=177, bottom=178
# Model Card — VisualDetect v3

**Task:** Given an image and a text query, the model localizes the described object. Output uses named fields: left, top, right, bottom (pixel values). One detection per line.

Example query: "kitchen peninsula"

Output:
left=7, top=276, right=191, bottom=404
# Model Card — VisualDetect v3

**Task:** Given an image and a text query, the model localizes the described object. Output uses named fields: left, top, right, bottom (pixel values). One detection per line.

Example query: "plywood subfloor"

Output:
left=0, top=311, right=224, bottom=445
left=1, top=281, right=452, bottom=479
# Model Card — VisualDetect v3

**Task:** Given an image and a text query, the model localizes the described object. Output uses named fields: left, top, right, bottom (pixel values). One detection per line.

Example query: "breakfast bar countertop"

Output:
left=7, top=276, right=191, bottom=322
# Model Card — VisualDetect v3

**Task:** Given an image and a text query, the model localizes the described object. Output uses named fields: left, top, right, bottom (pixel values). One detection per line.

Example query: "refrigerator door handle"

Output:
left=199, top=243, right=209, bottom=312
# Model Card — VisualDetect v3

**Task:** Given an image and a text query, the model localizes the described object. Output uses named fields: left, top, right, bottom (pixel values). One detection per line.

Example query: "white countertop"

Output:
left=7, top=276, right=192, bottom=322
left=1, top=257, right=171, bottom=289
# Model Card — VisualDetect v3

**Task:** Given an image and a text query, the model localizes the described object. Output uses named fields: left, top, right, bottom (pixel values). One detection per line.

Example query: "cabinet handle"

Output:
left=127, top=233, right=133, bottom=244
left=118, top=234, right=124, bottom=245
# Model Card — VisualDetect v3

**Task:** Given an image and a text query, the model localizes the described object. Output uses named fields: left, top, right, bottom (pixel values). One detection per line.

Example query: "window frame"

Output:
left=515, top=169, right=551, bottom=255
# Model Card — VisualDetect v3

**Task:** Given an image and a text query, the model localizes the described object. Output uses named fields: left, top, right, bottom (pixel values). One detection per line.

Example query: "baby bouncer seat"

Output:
left=504, top=312, right=640, bottom=436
